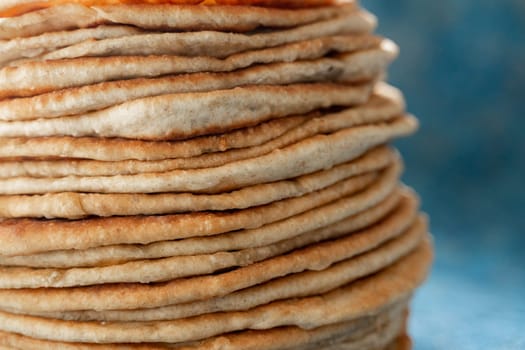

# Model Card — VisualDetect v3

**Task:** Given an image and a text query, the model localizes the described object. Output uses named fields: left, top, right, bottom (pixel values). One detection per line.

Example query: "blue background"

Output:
left=360, top=1, right=525, bottom=349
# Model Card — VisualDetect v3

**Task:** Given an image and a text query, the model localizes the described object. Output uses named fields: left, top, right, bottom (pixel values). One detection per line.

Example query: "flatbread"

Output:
left=0, top=193, right=410, bottom=314
left=0, top=113, right=305, bottom=161
left=0, top=84, right=403, bottom=161
left=0, top=25, right=145, bottom=68
left=0, top=239, right=432, bottom=343
left=0, top=4, right=103, bottom=40
left=0, top=180, right=405, bottom=268
left=91, top=3, right=363, bottom=32
left=0, top=195, right=421, bottom=315
left=0, top=147, right=393, bottom=219
left=0, top=83, right=373, bottom=140
left=33, top=12, right=372, bottom=62
left=0, top=116, right=417, bottom=196
left=0, top=3, right=360, bottom=40
left=0, top=303, right=405, bottom=350
left=0, top=2, right=428, bottom=349
left=0, top=39, right=388, bottom=121
left=0, top=30, right=378, bottom=98
left=0, top=158, right=402, bottom=256
left=0, top=196, right=426, bottom=289
left=0, top=91, right=403, bottom=179
left=21, top=208, right=423, bottom=320
left=6, top=12, right=374, bottom=68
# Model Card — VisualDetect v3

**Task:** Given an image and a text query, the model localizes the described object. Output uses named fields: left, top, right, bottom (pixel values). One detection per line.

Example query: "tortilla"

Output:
left=0, top=158, right=402, bottom=256
left=0, top=28, right=379, bottom=98
left=0, top=83, right=374, bottom=140
left=0, top=92, right=403, bottom=180
left=0, top=202, right=421, bottom=291
left=0, top=25, right=145, bottom=67
left=0, top=84, right=403, bottom=161
left=0, top=39, right=389, bottom=121
left=37, top=13, right=372, bottom=62
left=0, top=303, right=405, bottom=350
left=19, top=209, right=423, bottom=320
left=0, top=147, right=394, bottom=219
left=0, top=239, right=432, bottom=343
left=0, top=179, right=405, bottom=269
left=0, top=116, right=417, bottom=196
left=0, top=2, right=360, bottom=40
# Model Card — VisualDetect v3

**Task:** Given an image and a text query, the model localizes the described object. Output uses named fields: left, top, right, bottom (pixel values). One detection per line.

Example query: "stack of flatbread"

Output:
left=0, top=1, right=432, bottom=349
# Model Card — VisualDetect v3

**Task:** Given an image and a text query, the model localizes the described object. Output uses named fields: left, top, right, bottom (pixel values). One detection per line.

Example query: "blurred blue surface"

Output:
left=360, top=1, right=525, bottom=349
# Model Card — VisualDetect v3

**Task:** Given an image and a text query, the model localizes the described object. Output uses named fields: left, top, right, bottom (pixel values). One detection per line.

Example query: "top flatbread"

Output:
left=22, top=11, right=372, bottom=63
left=0, top=2, right=362, bottom=39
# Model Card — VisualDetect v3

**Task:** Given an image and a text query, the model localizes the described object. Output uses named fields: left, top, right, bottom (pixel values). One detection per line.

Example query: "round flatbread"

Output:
left=0, top=239, right=432, bottom=343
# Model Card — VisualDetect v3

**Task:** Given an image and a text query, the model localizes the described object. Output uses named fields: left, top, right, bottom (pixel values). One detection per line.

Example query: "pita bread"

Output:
left=7, top=12, right=375, bottom=68
left=0, top=114, right=305, bottom=162
left=0, top=2, right=429, bottom=348
left=0, top=83, right=373, bottom=140
left=0, top=4, right=102, bottom=40
left=0, top=196, right=421, bottom=315
left=0, top=148, right=393, bottom=219
left=0, top=84, right=403, bottom=161
left=0, top=239, right=432, bottom=343
left=0, top=186, right=418, bottom=289
left=0, top=39, right=388, bottom=121
left=0, top=303, right=405, bottom=350
left=0, top=32, right=379, bottom=98
left=22, top=209, right=423, bottom=320
left=36, top=12, right=372, bottom=63
left=0, top=116, right=417, bottom=196
left=0, top=3, right=360, bottom=40
left=0, top=25, right=145, bottom=67
left=0, top=159, right=401, bottom=257
left=91, top=3, right=363, bottom=32
left=0, top=93, right=403, bottom=179
left=0, top=191, right=407, bottom=313
left=0, top=179, right=405, bottom=269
